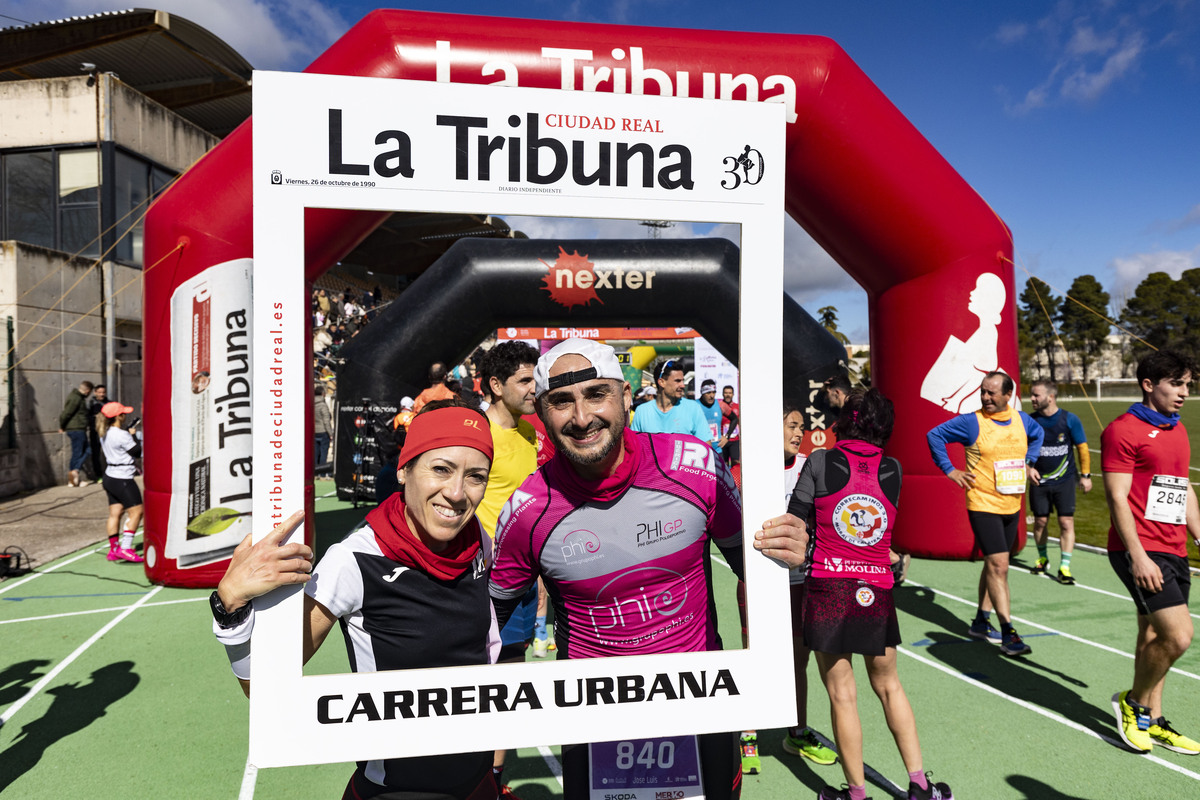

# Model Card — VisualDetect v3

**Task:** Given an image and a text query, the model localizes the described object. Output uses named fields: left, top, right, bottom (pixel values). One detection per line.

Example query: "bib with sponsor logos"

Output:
left=810, top=441, right=897, bottom=588
left=1145, top=475, right=1188, bottom=525
left=589, top=736, right=704, bottom=800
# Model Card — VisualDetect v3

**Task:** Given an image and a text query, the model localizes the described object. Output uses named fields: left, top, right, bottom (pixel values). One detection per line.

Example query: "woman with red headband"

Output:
left=212, top=400, right=500, bottom=800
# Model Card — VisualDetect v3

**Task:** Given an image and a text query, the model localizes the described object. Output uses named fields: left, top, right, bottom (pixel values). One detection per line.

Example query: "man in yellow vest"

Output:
left=927, top=371, right=1043, bottom=657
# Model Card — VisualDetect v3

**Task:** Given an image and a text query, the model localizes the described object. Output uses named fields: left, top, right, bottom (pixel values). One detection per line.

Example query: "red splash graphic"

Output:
left=540, top=247, right=603, bottom=310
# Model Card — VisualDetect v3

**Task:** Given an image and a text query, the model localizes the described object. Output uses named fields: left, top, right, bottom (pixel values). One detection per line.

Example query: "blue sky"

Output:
left=11, top=1, right=1197, bottom=342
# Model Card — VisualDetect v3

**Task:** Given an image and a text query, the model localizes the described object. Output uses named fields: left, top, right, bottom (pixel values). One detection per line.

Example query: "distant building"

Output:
left=0, top=10, right=251, bottom=492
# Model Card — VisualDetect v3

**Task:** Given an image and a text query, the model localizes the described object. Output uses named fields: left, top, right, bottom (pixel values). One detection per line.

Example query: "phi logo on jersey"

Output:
left=561, top=529, right=602, bottom=559
left=831, top=494, right=888, bottom=547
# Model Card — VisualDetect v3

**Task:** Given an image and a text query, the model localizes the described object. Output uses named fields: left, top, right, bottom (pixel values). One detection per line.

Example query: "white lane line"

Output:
left=0, top=547, right=106, bottom=595
left=0, top=595, right=205, bottom=625
left=898, top=645, right=1200, bottom=781
left=538, top=745, right=564, bottom=786
left=238, top=759, right=258, bottom=800
left=0, top=585, right=164, bottom=727
left=906, top=581, right=1200, bottom=682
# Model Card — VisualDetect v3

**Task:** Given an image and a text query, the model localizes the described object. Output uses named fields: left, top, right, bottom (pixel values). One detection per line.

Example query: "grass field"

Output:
left=1047, top=399, right=1200, bottom=567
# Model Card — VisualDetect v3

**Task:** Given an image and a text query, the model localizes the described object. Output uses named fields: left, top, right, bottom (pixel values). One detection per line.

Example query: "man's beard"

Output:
left=556, top=414, right=625, bottom=466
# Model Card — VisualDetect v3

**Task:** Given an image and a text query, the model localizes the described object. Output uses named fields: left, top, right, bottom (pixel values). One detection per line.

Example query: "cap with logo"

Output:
left=534, top=338, right=625, bottom=397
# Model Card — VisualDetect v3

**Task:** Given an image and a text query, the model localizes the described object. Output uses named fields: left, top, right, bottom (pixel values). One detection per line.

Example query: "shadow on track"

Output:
left=895, top=585, right=1118, bottom=742
left=0, top=660, right=139, bottom=791
left=0, top=660, right=51, bottom=707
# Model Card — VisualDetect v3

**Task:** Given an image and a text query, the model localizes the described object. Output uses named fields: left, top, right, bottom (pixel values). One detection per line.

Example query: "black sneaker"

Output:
left=1000, top=631, right=1032, bottom=657
left=908, top=774, right=954, bottom=799
left=818, top=786, right=873, bottom=800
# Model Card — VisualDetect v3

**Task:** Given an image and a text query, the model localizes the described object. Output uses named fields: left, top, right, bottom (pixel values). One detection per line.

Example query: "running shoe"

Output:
left=1057, top=566, right=1075, bottom=585
left=740, top=733, right=761, bottom=774
left=1029, top=557, right=1048, bottom=575
left=966, top=619, right=1002, bottom=643
left=908, top=774, right=954, bottom=799
left=818, top=786, right=871, bottom=800
left=112, top=547, right=145, bottom=563
left=782, top=728, right=838, bottom=765
left=1112, top=690, right=1153, bottom=753
left=999, top=631, right=1031, bottom=657
left=532, top=636, right=553, bottom=658
left=1149, top=718, right=1200, bottom=754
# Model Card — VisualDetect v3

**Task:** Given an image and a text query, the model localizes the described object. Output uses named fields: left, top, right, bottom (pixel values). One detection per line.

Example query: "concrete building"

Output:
left=0, top=10, right=251, bottom=493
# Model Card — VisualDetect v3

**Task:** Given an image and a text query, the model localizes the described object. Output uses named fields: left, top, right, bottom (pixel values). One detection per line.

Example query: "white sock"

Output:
left=120, top=530, right=135, bottom=550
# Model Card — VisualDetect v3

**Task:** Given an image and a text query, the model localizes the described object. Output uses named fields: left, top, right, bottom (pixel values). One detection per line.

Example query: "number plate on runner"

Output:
left=993, top=458, right=1026, bottom=495
left=1146, top=475, right=1188, bottom=525
left=589, top=736, right=704, bottom=800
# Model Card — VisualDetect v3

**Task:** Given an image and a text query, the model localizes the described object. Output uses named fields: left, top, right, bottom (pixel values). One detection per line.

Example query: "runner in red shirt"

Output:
left=1104, top=349, right=1200, bottom=755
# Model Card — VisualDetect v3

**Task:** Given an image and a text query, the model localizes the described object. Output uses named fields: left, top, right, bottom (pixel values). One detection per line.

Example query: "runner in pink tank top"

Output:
left=788, top=389, right=955, bottom=800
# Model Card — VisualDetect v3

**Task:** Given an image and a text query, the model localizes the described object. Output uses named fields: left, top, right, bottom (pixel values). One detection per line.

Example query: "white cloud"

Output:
left=1110, top=245, right=1200, bottom=296
left=1000, top=8, right=1147, bottom=114
left=782, top=217, right=856, bottom=299
left=995, top=22, right=1029, bottom=45
left=1163, top=204, right=1200, bottom=234
left=6, top=0, right=349, bottom=70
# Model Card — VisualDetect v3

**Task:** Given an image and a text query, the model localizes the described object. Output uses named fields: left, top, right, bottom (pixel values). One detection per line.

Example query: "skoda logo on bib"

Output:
left=831, top=494, right=887, bottom=547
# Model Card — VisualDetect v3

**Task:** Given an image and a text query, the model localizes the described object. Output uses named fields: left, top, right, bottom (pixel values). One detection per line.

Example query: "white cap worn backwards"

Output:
left=534, top=338, right=625, bottom=397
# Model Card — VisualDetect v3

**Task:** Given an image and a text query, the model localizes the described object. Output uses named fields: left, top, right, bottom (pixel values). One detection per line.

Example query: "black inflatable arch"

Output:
left=332, top=237, right=845, bottom=492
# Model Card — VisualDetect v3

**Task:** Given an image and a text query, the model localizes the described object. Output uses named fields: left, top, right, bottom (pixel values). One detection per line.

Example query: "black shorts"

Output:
left=1029, top=482, right=1076, bottom=517
left=562, top=731, right=740, bottom=800
left=968, top=510, right=1020, bottom=556
left=1109, top=550, right=1191, bottom=615
left=722, top=440, right=740, bottom=465
left=103, top=476, right=142, bottom=509
left=802, top=578, right=900, bottom=656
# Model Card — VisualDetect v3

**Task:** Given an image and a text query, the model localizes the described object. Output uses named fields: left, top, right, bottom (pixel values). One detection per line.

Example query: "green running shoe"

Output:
left=782, top=728, right=837, bottom=765
left=1030, top=557, right=1049, bottom=575
left=739, top=733, right=761, bottom=774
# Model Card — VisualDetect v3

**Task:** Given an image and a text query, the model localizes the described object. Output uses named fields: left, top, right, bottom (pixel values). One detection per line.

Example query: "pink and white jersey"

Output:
left=810, top=441, right=897, bottom=588
left=490, top=431, right=743, bottom=659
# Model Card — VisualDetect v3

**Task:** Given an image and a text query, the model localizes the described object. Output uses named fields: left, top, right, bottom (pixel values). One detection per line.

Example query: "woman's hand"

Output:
left=216, top=510, right=311, bottom=611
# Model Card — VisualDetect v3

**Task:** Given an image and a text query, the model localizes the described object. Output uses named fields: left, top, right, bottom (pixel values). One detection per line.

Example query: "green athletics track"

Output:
left=3, top=481, right=1200, bottom=799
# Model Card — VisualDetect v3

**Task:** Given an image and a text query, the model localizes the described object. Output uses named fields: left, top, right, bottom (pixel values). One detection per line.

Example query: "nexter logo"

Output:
left=540, top=246, right=657, bottom=310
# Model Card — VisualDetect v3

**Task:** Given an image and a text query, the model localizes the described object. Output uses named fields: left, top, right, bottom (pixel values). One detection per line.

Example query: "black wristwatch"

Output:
left=1080, top=473, right=1092, bottom=479
left=210, top=590, right=252, bottom=628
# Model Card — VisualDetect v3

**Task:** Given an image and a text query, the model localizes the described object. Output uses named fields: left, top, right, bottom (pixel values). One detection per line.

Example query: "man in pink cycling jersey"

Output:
left=490, top=339, right=806, bottom=800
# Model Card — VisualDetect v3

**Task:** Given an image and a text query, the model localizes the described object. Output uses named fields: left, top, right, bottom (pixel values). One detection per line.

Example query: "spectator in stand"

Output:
left=58, top=379, right=94, bottom=487
left=330, top=292, right=345, bottom=323
left=314, top=385, right=334, bottom=472
left=316, top=288, right=331, bottom=318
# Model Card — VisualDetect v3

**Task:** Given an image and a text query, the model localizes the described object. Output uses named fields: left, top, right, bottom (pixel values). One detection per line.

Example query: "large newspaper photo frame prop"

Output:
left=251, top=71, right=788, bottom=768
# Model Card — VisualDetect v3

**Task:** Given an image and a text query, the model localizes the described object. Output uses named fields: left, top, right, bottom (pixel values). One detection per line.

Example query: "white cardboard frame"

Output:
left=251, top=70, right=789, bottom=769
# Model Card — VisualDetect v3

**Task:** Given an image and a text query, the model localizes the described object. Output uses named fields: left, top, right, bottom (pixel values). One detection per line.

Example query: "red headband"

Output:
left=397, top=406, right=493, bottom=469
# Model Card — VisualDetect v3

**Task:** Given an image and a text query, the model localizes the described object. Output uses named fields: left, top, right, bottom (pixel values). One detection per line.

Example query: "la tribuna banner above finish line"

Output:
left=247, top=71, right=791, bottom=767
left=142, top=10, right=1016, bottom=590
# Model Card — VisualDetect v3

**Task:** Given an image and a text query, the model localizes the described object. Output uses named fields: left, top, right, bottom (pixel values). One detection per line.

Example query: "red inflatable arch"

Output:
left=143, top=10, right=1016, bottom=587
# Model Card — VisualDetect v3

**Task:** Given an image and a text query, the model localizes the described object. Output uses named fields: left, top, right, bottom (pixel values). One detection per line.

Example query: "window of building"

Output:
left=4, top=151, right=55, bottom=249
left=59, top=149, right=100, bottom=257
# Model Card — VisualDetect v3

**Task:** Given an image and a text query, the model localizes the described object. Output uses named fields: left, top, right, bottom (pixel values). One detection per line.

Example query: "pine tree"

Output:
left=1121, top=272, right=1185, bottom=356
left=1058, top=275, right=1111, bottom=382
left=1018, top=278, right=1063, bottom=381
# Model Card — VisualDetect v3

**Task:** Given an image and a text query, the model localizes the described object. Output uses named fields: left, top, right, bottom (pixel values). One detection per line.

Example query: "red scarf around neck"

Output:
left=366, top=492, right=481, bottom=581
left=547, top=427, right=642, bottom=503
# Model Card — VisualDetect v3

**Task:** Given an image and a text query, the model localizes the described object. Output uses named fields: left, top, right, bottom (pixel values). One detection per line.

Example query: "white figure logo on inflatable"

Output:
left=920, top=272, right=1014, bottom=414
